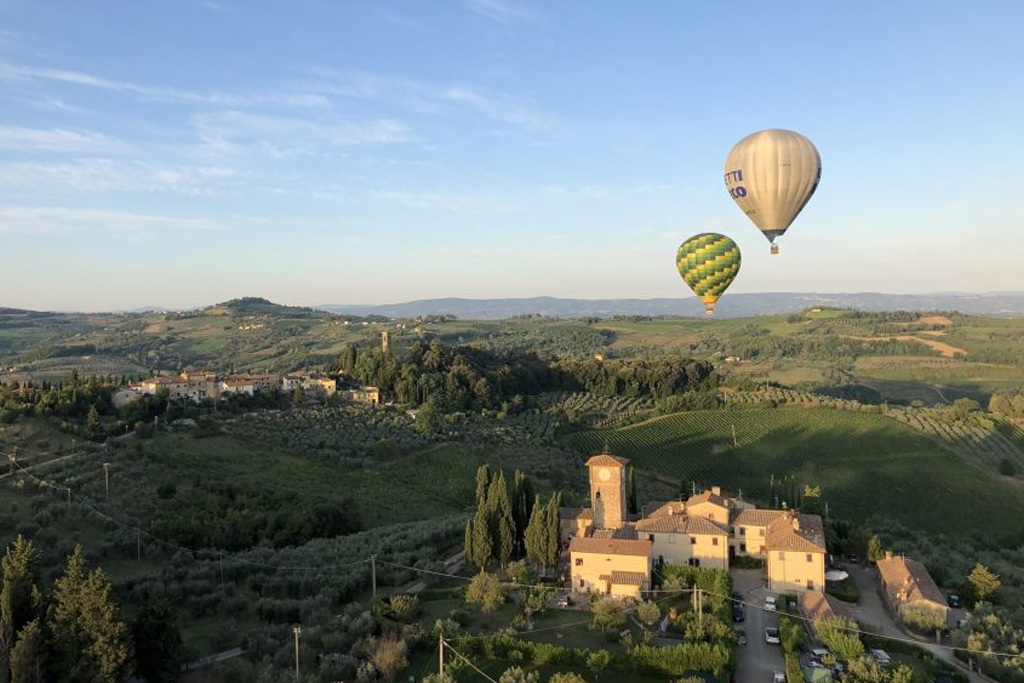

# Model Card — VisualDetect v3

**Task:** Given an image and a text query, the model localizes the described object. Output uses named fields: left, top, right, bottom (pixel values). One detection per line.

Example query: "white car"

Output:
left=764, top=595, right=778, bottom=611
left=870, top=649, right=891, bottom=668
left=765, top=627, right=781, bottom=645
left=772, top=672, right=786, bottom=683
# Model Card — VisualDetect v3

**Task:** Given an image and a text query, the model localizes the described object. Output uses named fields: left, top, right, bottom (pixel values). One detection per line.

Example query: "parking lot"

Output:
left=731, top=568, right=783, bottom=683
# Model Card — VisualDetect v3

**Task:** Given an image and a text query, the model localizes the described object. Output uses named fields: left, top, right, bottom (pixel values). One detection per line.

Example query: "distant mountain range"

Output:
left=318, top=292, right=1024, bottom=319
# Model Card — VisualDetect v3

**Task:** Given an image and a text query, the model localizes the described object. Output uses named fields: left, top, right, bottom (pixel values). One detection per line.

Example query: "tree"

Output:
left=49, top=546, right=130, bottom=683
left=589, top=599, right=626, bottom=636
left=815, top=617, right=864, bottom=663
left=900, top=604, right=946, bottom=635
left=1, top=536, right=41, bottom=683
left=544, top=494, right=561, bottom=569
left=292, top=385, right=306, bottom=405
left=549, top=674, right=589, bottom=683
left=465, top=572, right=505, bottom=612
left=524, top=495, right=546, bottom=568
left=85, top=405, right=102, bottom=441
left=367, top=635, right=408, bottom=682
left=586, top=650, right=611, bottom=680
left=475, top=464, right=492, bottom=507
left=488, top=472, right=515, bottom=567
left=130, top=597, right=183, bottom=683
left=866, top=535, right=885, bottom=563
left=8, top=619, right=43, bottom=683
left=469, top=512, right=492, bottom=571
left=464, top=519, right=475, bottom=572
left=388, top=594, right=421, bottom=622
left=636, top=601, right=661, bottom=628
left=968, top=563, right=1001, bottom=604
left=511, top=470, right=534, bottom=557
left=499, top=667, right=539, bottom=683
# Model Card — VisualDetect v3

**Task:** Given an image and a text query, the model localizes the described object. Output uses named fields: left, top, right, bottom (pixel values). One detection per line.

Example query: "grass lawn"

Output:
left=562, top=407, right=1024, bottom=540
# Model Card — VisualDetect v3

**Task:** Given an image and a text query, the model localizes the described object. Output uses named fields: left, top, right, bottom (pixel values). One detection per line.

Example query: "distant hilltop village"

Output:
left=112, top=370, right=380, bottom=408
left=563, top=451, right=826, bottom=600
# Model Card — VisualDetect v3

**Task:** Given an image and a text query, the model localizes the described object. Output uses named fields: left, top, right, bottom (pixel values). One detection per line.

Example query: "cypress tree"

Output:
left=50, top=546, right=130, bottom=683
left=511, top=470, right=534, bottom=558
left=544, top=495, right=561, bottom=569
left=8, top=619, right=43, bottom=683
left=524, top=495, right=544, bottom=567
left=0, top=536, right=40, bottom=683
left=474, top=465, right=491, bottom=509
left=626, top=467, right=637, bottom=515
left=496, top=481, right=515, bottom=568
left=469, top=512, right=492, bottom=571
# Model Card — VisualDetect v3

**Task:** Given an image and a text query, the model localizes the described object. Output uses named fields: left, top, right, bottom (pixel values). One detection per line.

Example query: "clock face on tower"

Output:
left=598, top=468, right=611, bottom=482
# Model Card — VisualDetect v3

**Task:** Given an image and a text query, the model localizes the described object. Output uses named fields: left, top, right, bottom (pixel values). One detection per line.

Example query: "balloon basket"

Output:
left=770, top=243, right=779, bottom=255
left=704, top=308, right=714, bottom=316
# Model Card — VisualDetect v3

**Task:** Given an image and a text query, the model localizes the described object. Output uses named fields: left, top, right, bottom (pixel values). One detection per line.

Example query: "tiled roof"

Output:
left=766, top=512, right=826, bottom=553
left=591, top=525, right=638, bottom=540
left=609, top=571, right=647, bottom=586
left=643, top=501, right=686, bottom=519
left=877, top=555, right=947, bottom=607
left=635, top=514, right=728, bottom=536
left=569, top=536, right=651, bottom=557
left=687, top=491, right=729, bottom=508
left=798, top=591, right=847, bottom=623
left=732, top=508, right=787, bottom=527
left=585, top=453, right=630, bottom=469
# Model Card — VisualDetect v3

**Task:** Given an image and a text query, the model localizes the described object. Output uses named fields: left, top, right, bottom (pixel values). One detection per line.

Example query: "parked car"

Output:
left=555, top=595, right=569, bottom=608
left=764, top=595, right=778, bottom=611
left=772, top=672, right=786, bottom=683
left=947, top=594, right=961, bottom=608
left=847, top=554, right=860, bottom=564
left=870, top=649, right=892, bottom=668
left=810, top=648, right=832, bottom=662
left=765, top=627, right=781, bottom=645
left=732, top=605, right=745, bottom=622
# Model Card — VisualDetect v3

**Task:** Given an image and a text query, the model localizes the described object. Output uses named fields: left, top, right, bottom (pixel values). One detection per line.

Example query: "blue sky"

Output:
left=1, top=1, right=1022, bottom=310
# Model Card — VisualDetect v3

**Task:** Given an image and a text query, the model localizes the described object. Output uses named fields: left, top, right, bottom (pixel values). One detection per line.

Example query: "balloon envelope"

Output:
left=724, top=129, right=821, bottom=252
left=676, top=233, right=741, bottom=314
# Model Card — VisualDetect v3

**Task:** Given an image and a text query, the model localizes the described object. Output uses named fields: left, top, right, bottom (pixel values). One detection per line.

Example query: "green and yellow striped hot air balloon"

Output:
left=676, top=233, right=741, bottom=315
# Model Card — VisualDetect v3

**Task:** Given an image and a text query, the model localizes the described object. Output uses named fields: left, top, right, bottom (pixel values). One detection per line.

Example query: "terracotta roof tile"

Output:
left=766, top=512, right=826, bottom=553
left=569, top=536, right=651, bottom=557
left=635, top=514, right=728, bottom=536
left=585, top=453, right=630, bottom=468
left=877, top=555, right=947, bottom=607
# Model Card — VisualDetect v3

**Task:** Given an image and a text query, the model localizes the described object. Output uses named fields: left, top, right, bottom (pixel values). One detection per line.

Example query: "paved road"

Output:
left=732, top=568, right=783, bottom=683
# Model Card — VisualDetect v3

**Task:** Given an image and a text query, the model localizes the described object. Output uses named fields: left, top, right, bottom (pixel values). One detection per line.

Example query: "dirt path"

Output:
left=843, top=335, right=967, bottom=358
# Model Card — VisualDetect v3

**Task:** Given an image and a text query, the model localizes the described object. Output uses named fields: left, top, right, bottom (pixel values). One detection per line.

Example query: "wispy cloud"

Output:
left=190, top=110, right=412, bottom=157
left=463, top=0, right=542, bottom=25
left=542, top=184, right=673, bottom=200
left=303, top=68, right=552, bottom=129
left=0, top=206, right=232, bottom=235
left=0, top=159, right=237, bottom=195
left=0, top=62, right=331, bottom=109
left=366, top=188, right=508, bottom=211
left=0, top=125, right=128, bottom=153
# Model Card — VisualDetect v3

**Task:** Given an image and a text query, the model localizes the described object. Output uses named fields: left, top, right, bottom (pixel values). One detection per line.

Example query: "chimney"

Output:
left=885, top=551, right=893, bottom=561
left=792, top=517, right=800, bottom=531
left=711, top=486, right=721, bottom=496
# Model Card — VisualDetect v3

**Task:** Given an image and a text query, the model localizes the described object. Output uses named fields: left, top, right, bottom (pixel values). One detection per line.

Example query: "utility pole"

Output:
left=438, top=633, right=445, bottom=677
left=71, top=439, right=75, bottom=455
left=66, top=487, right=72, bottom=513
left=103, top=462, right=111, bottom=499
left=732, top=424, right=738, bottom=448
left=371, top=554, right=377, bottom=596
left=696, top=586, right=703, bottom=626
left=293, top=625, right=302, bottom=681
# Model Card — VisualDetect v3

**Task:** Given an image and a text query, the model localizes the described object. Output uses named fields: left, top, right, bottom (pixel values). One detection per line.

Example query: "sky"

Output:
left=1, top=1, right=1023, bottom=311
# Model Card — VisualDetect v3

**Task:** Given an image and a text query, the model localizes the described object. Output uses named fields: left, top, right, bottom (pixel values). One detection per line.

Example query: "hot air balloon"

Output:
left=676, top=233, right=741, bottom=315
left=724, top=129, right=821, bottom=254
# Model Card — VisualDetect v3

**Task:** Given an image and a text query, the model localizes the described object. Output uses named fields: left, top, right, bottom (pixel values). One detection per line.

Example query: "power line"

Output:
left=442, top=639, right=500, bottom=683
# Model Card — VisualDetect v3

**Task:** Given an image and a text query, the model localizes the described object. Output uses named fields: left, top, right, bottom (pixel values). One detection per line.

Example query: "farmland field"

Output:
left=561, top=407, right=1024, bottom=539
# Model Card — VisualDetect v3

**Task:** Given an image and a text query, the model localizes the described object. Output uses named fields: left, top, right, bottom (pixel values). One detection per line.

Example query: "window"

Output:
left=579, top=579, right=585, bottom=588
left=668, top=535, right=676, bottom=545
left=806, top=580, right=814, bottom=590
left=575, top=558, right=583, bottom=566
left=712, top=537, right=719, bottom=546
left=730, top=526, right=735, bottom=534
left=690, top=537, right=697, bottom=545
left=778, top=551, right=785, bottom=561
left=759, top=528, right=765, bottom=537
left=740, top=543, right=747, bottom=552
left=739, top=527, right=746, bottom=536
left=806, top=553, right=812, bottom=562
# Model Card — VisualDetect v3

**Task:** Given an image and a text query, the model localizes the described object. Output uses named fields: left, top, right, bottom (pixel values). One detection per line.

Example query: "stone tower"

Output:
left=381, top=330, right=390, bottom=353
left=586, top=452, right=629, bottom=530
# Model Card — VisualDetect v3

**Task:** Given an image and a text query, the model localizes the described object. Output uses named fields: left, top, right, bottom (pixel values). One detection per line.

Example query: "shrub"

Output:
left=466, top=571, right=506, bottom=612
left=900, top=604, right=946, bottom=635
left=589, top=599, right=626, bottom=636
left=388, top=594, right=421, bottom=622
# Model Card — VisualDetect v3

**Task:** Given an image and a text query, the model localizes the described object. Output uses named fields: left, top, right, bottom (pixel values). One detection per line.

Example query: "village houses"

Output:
left=876, top=551, right=951, bottom=625
left=562, top=451, right=827, bottom=600
left=112, top=370, right=364, bottom=408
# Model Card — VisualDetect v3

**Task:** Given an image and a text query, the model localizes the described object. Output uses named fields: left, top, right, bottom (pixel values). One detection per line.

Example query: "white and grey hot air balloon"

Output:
left=724, top=129, right=821, bottom=254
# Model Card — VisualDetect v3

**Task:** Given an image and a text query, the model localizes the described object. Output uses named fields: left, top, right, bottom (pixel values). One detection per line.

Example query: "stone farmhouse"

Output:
left=112, top=370, right=345, bottom=408
left=876, top=551, right=950, bottom=624
left=562, top=451, right=827, bottom=600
